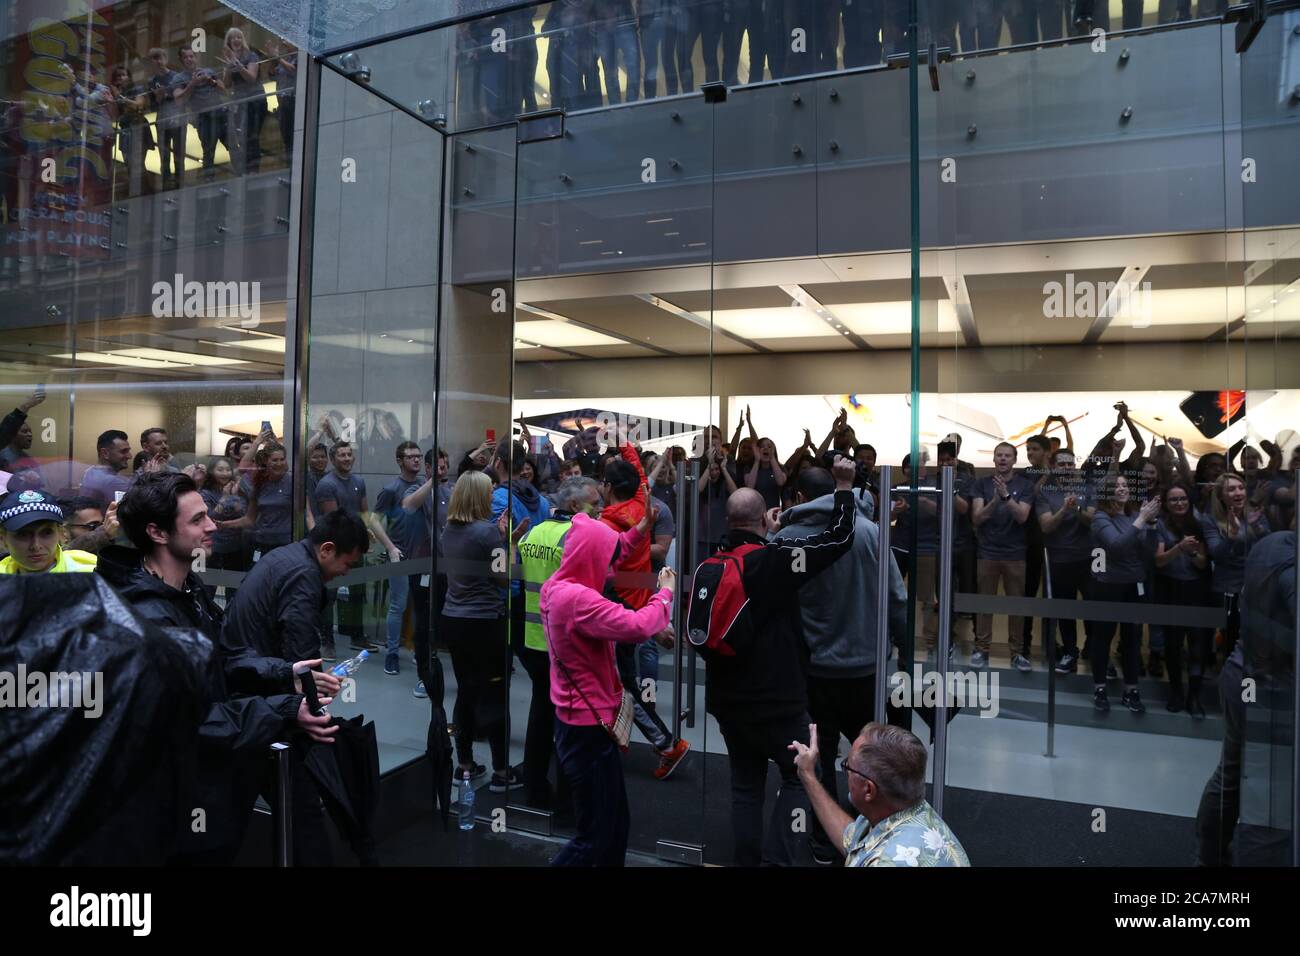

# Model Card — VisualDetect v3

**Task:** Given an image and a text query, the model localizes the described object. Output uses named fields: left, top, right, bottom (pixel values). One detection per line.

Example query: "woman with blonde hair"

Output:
left=222, top=26, right=266, bottom=174
left=440, top=470, right=528, bottom=791
left=1201, top=472, right=1270, bottom=657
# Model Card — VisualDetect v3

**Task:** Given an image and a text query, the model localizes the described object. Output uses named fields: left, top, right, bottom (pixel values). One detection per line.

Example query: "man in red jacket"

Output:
left=598, top=425, right=690, bottom=779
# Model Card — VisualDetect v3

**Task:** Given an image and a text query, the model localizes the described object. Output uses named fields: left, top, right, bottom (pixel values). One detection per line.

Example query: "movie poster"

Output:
left=1, top=2, right=116, bottom=260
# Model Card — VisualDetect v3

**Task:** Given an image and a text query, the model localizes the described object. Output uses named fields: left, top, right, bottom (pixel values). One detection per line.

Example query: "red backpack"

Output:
left=686, top=543, right=763, bottom=658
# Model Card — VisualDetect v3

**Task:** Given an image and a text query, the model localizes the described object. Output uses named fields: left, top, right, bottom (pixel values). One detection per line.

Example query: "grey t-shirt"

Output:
left=973, top=473, right=1036, bottom=560
left=239, top=473, right=293, bottom=548
left=440, top=519, right=506, bottom=619
left=650, top=497, right=675, bottom=572
left=1035, top=479, right=1094, bottom=562
left=1155, top=518, right=1204, bottom=582
left=314, top=470, right=366, bottom=517
left=1091, top=512, right=1154, bottom=584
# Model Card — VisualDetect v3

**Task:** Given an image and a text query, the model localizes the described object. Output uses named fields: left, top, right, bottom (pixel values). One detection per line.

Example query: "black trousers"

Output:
left=1156, top=575, right=1212, bottom=691
left=552, top=720, right=628, bottom=866
left=519, top=644, right=571, bottom=811
left=1196, top=653, right=1243, bottom=865
left=441, top=613, right=509, bottom=771
left=805, top=674, right=875, bottom=851
left=1047, top=557, right=1091, bottom=653
left=1086, top=580, right=1143, bottom=684
left=1021, top=542, right=1045, bottom=653
left=715, top=709, right=811, bottom=866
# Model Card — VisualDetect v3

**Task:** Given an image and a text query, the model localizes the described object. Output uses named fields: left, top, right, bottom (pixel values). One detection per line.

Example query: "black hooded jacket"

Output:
left=96, top=545, right=302, bottom=859
left=220, top=539, right=327, bottom=696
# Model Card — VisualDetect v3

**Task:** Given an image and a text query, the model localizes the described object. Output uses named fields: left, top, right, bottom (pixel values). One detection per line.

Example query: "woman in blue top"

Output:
left=1088, top=473, right=1161, bottom=714
left=1153, top=483, right=1211, bottom=716
left=1201, top=473, right=1271, bottom=659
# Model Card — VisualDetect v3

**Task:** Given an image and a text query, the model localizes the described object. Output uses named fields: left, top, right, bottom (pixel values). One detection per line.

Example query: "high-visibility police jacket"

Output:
left=517, top=514, right=573, bottom=652
left=0, top=546, right=97, bottom=575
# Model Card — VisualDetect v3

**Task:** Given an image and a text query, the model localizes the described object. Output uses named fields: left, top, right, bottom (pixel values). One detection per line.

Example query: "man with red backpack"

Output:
left=687, top=455, right=859, bottom=866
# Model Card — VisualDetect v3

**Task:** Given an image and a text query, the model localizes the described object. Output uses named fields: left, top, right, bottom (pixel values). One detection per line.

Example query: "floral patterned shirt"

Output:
left=842, top=800, right=969, bottom=867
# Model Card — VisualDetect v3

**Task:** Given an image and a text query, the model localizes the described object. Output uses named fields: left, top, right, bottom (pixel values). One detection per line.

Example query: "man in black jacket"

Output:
left=220, top=509, right=369, bottom=694
left=97, top=471, right=338, bottom=863
left=695, top=455, right=859, bottom=866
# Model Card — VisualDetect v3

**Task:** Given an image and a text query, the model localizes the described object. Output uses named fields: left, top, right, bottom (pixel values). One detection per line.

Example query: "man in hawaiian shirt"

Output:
left=791, top=721, right=969, bottom=867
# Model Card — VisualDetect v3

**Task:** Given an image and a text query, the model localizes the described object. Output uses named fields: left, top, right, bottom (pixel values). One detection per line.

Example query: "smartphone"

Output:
left=1179, top=390, right=1246, bottom=440
left=113, top=490, right=125, bottom=504
left=486, top=428, right=496, bottom=443
left=261, top=420, right=273, bottom=434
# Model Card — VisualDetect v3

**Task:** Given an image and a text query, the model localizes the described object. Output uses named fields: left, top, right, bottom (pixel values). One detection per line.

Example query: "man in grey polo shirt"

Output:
left=969, top=441, right=1036, bottom=668
left=1036, top=448, right=1097, bottom=674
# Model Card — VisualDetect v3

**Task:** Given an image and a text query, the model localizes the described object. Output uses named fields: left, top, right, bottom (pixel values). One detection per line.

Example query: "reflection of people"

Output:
left=147, top=49, right=186, bottom=189
left=0, top=387, right=45, bottom=471
left=1196, top=523, right=1295, bottom=866
left=175, top=47, right=228, bottom=181
left=81, top=429, right=134, bottom=506
left=267, top=37, right=296, bottom=156
left=108, top=65, right=151, bottom=198
left=595, top=1, right=643, bottom=104
left=222, top=28, right=266, bottom=175
left=792, top=721, right=969, bottom=867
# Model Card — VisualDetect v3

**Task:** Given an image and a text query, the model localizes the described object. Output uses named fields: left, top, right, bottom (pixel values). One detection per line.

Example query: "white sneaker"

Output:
left=970, top=649, right=989, bottom=668
left=1011, top=653, right=1032, bottom=673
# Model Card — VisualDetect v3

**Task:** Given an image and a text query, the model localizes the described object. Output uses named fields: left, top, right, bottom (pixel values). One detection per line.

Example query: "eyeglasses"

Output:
left=842, top=760, right=872, bottom=784
left=67, top=520, right=103, bottom=532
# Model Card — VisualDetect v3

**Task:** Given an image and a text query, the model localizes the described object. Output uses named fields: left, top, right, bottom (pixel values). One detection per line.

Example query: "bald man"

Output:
left=690, top=455, right=859, bottom=866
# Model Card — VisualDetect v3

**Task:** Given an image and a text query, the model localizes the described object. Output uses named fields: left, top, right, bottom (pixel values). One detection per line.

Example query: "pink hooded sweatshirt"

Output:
left=540, top=513, right=673, bottom=727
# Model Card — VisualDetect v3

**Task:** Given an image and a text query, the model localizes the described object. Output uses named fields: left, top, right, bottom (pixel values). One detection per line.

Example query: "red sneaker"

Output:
left=653, top=739, right=690, bottom=780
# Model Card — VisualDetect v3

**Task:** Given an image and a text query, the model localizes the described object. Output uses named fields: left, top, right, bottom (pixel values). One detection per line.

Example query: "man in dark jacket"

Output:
left=97, top=471, right=338, bottom=863
left=693, top=455, right=859, bottom=866
left=1196, top=526, right=1296, bottom=866
left=220, top=509, right=369, bottom=695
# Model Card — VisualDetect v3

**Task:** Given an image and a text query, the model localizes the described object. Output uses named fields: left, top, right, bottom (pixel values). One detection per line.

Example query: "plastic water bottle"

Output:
left=458, top=773, right=475, bottom=831
left=330, top=649, right=369, bottom=678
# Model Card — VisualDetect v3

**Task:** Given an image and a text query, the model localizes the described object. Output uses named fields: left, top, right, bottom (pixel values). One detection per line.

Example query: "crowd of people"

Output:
left=453, top=0, right=1227, bottom=121
left=8, top=26, right=298, bottom=200
left=2, top=386, right=1295, bottom=867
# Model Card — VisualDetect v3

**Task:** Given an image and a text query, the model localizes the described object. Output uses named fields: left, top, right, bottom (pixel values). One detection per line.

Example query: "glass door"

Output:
left=510, top=90, right=719, bottom=861
left=1234, top=0, right=1299, bottom=866
left=920, top=2, right=1246, bottom=866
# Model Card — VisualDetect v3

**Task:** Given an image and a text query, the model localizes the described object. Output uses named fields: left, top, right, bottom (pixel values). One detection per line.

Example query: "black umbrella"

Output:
left=423, top=652, right=455, bottom=829
left=301, top=715, right=381, bottom=865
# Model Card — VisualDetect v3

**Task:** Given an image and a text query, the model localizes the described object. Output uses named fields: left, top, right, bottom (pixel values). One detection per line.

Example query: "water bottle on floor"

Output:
left=458, top=773, right=475, bottom=831
left=330, top=649, right=369, bottom=678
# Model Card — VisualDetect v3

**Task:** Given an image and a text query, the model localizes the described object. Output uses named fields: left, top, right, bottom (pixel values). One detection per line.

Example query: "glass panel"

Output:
left=0, top=0, right=296, bottom=579
left=306, top=66, right=443, bottom=771
left=1235, top=2, right=1299, bottom=866
left=512, top=95, right=716, bottom=860
left=431, top=123, right=521, bottom=832
left=923, top=6, right=1242, bottom=866
left=325, top=0, right=1027, bottom=137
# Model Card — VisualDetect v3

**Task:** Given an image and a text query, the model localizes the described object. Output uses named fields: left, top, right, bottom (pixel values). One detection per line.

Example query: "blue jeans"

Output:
left=552, top=720, right=629, bottom=866
left=385, top=571, right=410, bottom=656
left=598, top=21, right=642, bottom=104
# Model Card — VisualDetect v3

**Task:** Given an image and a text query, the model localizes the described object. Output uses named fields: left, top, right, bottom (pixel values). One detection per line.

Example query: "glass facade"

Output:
left=3, top=0, right=1297, bottom=868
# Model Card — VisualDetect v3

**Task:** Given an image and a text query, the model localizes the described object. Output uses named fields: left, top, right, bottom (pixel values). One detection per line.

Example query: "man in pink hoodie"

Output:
left=540, top=506, right=676, bottom=866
